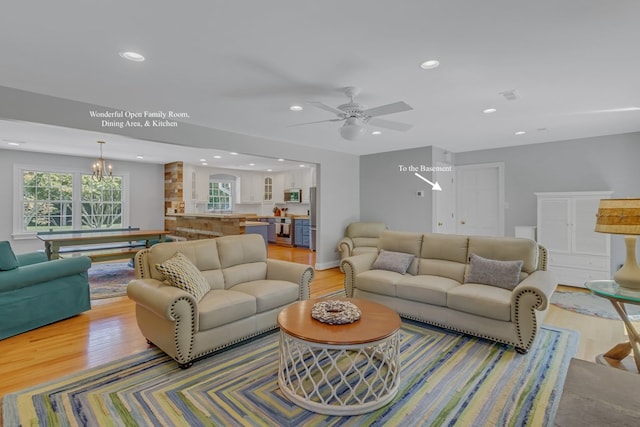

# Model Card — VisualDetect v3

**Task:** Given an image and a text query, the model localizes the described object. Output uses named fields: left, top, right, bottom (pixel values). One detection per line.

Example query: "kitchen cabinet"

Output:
left=284, top=169, right=313, bottom=202
left=259, top=217, right=277, bottom=243
left=536, top=191, right=612, bottom=287
left=239, top=173, right=264, bottom=203
left=294, top=218, right=310, bottom=248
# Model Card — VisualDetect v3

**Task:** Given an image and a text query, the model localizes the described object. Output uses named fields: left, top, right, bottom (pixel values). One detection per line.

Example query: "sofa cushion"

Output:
left=198, top=289, right=257, bottom=330
left=464, top=253, right=523, bottom=290
left=155, top=252, right=211, bottom=301
left=371, top=249, right=415, bottom=274
left=355, top=270, right=404, bottom=297
left=352, top=247, right=379, bottom=257
left=352, top=237, right=380, bottom=249
left=148, top=239, right=224, bottom=288
left=216, top=234, right=269, bottom=288
left=346, top=222, right=387, bottom=239
left=378, top=231, right=423, bottom=275
left=397, top=275, right=460, bottom=306
left=231, top=280, right=299, bottom=312
left=467, top=236, right=538, bottom=274
left=447, top=283, right=512, bottom=322
left=0, top=241, right=19, bottom=271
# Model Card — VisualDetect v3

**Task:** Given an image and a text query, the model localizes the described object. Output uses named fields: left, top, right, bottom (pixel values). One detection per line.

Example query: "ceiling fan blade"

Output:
left=363, top=101, right=413, bottom=118
left=368, top=117, right=413, bottom=132
left=307, top=101, right=345, bottom=116
left=288, top=118, right=343, bottom=128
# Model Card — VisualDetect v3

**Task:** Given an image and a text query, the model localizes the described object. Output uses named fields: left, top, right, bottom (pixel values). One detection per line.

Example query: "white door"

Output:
left=432, top=162, right=456, bottom=234
left=456, top=163, right=504, bottom=236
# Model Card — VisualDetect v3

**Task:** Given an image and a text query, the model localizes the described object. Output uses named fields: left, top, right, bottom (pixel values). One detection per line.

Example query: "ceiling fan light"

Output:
left=340, top=118, right=365, bottom=140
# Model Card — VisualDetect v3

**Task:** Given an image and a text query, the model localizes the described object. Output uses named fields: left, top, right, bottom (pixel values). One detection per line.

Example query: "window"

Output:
left=264, top=176, right=273, bottom=201
left=16, top=166, right=127, bottom=234
left=208, top=175, right=234, bottom=211
left=22, top=171, right=73, bottom=231
left=81, top=175, right=123, bottom=228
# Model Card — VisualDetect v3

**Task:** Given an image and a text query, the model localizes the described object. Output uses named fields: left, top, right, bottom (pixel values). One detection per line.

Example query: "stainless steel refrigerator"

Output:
left=309, top=186, right=317, bottom=251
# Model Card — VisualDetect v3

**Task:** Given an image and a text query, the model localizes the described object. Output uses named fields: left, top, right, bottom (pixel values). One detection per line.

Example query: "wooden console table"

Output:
left=37, top=229, right=169, bottom=262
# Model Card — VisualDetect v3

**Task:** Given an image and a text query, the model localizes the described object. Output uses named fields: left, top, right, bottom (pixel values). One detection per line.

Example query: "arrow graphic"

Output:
left=414, top=172, right=442, bottom=191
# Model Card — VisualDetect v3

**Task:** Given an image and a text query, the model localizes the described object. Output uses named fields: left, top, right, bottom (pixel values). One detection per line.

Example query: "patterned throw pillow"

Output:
left=155, top=252, right=210, bottom=301
left=371, top=249, right=415, bottom=274
left=464, top=253, right=524, bottom=290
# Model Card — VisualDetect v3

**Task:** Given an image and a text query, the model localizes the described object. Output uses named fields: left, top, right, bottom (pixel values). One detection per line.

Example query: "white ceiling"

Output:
left=1, top=1, right=639, bottom=165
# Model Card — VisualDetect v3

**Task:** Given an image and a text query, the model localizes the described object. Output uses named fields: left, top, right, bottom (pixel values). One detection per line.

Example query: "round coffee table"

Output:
left=277, top=298, right=401, bottom=415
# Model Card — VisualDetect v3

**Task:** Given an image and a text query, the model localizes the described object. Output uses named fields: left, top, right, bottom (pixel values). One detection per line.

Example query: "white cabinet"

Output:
left=536, top=191, right=612, bottom=287
left=283, top=168, right=313, bottom=202
left=239, top=173, right=263, bottom=203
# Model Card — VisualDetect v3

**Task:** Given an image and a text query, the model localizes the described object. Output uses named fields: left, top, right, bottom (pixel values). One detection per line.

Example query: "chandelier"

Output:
left=92, top=140, right=113, bottom=181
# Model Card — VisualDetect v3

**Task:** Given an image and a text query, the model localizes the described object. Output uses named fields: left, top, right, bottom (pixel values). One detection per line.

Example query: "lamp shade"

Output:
left=594, top=198, right=640, bottom=235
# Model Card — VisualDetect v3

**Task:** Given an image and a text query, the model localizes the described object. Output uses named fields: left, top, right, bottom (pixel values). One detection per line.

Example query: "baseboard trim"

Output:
left=315, top=260, right=340, bottom=270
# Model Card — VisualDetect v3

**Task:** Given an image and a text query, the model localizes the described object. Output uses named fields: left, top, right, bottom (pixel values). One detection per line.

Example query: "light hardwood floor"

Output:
left=0, top=244, right=636, bottom=409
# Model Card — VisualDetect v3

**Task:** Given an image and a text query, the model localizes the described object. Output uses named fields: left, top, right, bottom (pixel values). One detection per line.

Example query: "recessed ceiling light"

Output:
left=371, top=130, right=382, bottom=135
left=515, top=131, right=526, bottom=135
left=119, top=51, right=145, bottom=62
left=7, top=142, right=21, bottom=146
left=420, top=60, right=440, bottom=70
left=230, top=152, right=239, bottom=155
left=213, top=155, right=222, bottom=159
left=199, top=158, right=206, bottom=162
left=299, top=164, right=305, bottom=168
left=249, top=163, right=255, bottom=166
left=136, top=155, right=144, bottom=159
left=277, top=158, right=285, bottom=162
left=201, top=162, right=208, bottom=166
left=289, top=105, right=303, bottom=111
left=483, top=108, right=497, bottom=114
left=267, top=169, right=273, bottom=172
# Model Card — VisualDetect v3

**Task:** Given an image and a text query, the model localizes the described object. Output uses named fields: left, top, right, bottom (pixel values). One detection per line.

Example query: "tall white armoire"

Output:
left=535, top=191, right=612, bottom=287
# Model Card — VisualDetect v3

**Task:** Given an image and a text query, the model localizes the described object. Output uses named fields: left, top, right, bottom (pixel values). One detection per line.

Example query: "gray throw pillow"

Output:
left=371, top=249, right=415, bottom=274
left=0, top=241, right=19, bottom=271
left=464, top=253, right=524, bottom=290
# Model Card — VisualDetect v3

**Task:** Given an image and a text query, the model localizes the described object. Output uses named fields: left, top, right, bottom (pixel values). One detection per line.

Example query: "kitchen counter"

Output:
left=165, top=212, right=251, bottom=240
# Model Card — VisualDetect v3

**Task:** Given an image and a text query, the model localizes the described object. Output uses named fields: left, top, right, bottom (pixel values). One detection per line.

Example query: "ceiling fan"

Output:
left=290, top=86, right=413, bottom=140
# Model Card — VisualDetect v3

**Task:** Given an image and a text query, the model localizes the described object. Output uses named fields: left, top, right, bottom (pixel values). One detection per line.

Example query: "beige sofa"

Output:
left=341, top=230, right=556, bottom=353
left=128, top=234, right=314, bottom=368
left=338, top=222, right=387, bottom=263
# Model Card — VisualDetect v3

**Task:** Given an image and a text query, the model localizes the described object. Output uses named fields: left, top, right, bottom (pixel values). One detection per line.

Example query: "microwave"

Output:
left=284, top=188, right=302, bottom=203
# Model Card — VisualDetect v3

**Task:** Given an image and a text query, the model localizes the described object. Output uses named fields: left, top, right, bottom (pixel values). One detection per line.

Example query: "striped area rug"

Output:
left=2, top=321, right=577, bottom=426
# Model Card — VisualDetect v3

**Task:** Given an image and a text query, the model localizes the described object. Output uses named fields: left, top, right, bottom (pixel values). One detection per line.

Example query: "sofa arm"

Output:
left=340, top=253, right=378, bottom=297
left=0, top=256, right=91, bottom=292
left=338, top=237, right=354, bottom=259
left=510, top=270, right=558, bottom=350
left=16, top=251, right=48, bottom=266
left=266, top=259, right=314, bottom=300
left=511, top=270, right=558, bottom=311
left=127, top=278, right=198, bottom=323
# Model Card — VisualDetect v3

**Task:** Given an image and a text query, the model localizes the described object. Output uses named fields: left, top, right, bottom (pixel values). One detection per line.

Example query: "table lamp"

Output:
left=595, top=198, right=640, bottom=290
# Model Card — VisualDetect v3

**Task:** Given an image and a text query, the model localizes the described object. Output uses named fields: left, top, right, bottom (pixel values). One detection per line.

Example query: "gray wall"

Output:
left=0, top=149, right=164, bottom=254
left=0, top=86, right=360, bottom=269
left=360, top=146, right=434, bottom=232
left=455, top=132, right=640, bottom=272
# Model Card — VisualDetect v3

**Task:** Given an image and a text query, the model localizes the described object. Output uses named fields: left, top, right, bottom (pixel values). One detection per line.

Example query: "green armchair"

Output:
left=0, top=241, right=92, bottom=340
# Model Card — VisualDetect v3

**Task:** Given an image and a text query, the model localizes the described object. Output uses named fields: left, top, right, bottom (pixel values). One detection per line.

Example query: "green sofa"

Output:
left=0, top=243, right=92, bottom=340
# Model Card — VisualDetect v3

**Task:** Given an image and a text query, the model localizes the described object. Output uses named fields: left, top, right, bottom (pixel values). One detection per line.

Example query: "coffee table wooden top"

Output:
left=277, top=298, right=401, bottom=345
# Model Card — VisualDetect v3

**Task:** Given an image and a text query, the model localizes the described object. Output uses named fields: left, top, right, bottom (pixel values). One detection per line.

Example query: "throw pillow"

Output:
left=371, top=249, right=415, bottom=274
left=464, top=253, right=524, bottom=290
left=0, top=241, right=19, bottom=271
left=155, top=252, right=210, bottom=301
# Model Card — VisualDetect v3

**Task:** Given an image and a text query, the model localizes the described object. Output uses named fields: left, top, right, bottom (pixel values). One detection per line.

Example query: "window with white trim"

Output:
left=208, top=175, right=234, bottom=212
left=17, top=167, right=126, bottom=234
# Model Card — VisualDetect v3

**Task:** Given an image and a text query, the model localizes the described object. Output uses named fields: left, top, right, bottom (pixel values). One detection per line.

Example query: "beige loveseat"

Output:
left=128, top=234, right=314, bottom=368
left=338, top=222, right=388, bottom=262
left=341, top=230, right=556, bottom=353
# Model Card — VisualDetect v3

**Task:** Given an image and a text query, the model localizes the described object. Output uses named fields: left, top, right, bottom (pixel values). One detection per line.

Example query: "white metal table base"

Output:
left=277, top=330, right=400, bottom=415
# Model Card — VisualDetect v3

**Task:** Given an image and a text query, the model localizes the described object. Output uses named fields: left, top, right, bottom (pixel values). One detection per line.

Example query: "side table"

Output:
left=585, top=279, right=640, bottom=373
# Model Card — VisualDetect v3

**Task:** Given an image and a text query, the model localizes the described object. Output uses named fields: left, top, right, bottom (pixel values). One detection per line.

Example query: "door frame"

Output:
left=455, top=162, right=505, bottom=236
